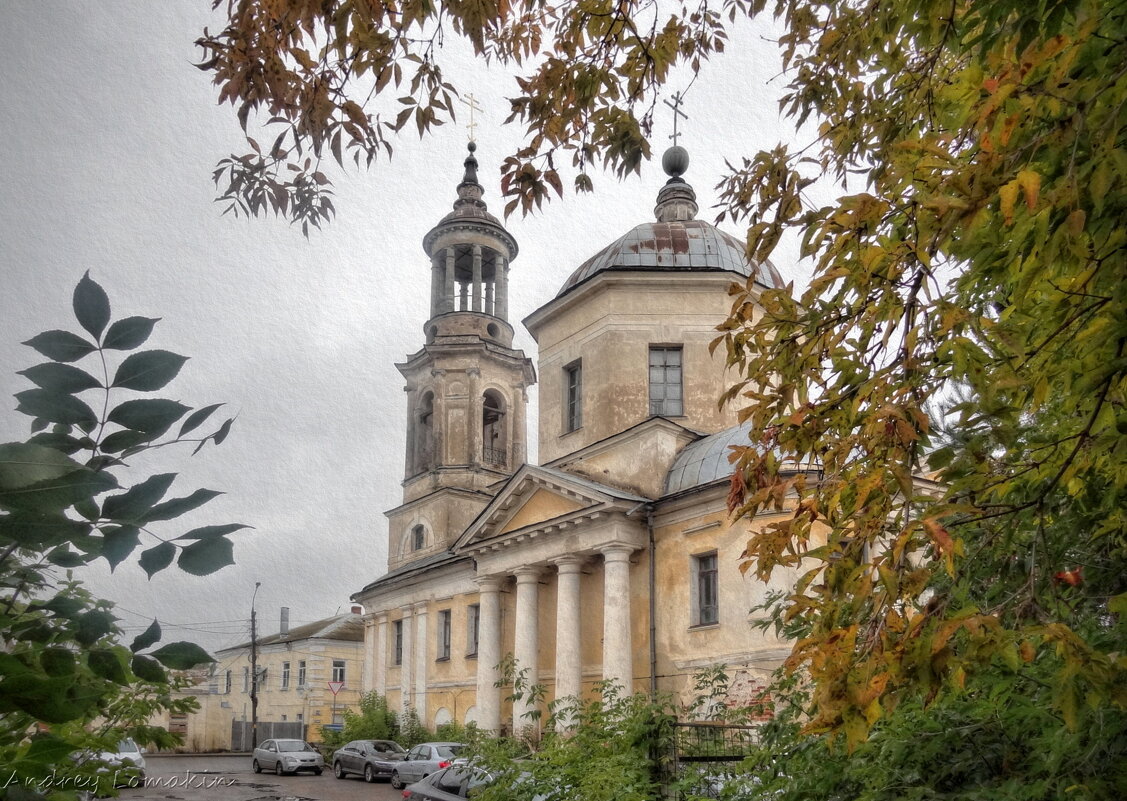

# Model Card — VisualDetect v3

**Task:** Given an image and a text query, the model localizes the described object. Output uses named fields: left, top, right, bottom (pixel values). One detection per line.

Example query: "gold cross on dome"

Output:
left=664, top=91, right=689, bottom=145
left=460, top=92, right=483, bottom=142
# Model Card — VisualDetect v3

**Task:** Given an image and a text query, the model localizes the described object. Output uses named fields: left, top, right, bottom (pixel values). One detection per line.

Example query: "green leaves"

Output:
left=73, top=272, right=111, bottom=340
left=177, top=536, right=235, bottom=575
left=18, top=362, right=102, bottom=393
left=148, top=642, right=213, bottom=670
left=111, top=349, right=188, bottom=391
left=23, top=330, right=96, bottom=362
left=101, top=473, right=177, bottom=522
left=130, top=619, right=161, bottom=653
left=103, top=316, right=159, bottom=350
left=107, top=399, right=190, bottom=438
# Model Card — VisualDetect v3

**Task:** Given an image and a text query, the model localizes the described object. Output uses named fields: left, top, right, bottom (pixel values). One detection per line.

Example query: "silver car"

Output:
left=389, top=742, right=466, bottom=789
left=252, top=738, right=324, bottom=776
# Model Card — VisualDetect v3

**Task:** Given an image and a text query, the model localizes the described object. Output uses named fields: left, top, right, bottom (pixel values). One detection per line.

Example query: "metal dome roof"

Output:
left=665, top=422, right=753, bottom=495
left=556, top=219, right=785, bottom=298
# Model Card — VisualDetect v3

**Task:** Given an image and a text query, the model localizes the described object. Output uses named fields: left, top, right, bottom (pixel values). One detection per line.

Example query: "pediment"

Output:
left=452, top=464, right=647, bottom=553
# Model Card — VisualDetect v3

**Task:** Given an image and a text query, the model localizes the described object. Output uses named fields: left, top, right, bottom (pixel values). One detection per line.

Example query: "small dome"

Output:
left=665, top=423, right=753, bottom=494
left=556, top=147, right=785, bottom=298
left=556, top=220, right=785, bottom=298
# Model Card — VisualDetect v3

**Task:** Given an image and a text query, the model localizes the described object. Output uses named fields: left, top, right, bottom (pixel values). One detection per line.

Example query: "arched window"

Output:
left=412, top=524, right=426, bottom=552
left=482, top=390, right=506, bottom=467
left=413, top=391, right=436, bottom=474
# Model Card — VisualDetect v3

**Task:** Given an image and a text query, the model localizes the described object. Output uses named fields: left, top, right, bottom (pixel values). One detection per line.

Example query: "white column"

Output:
left=399, top=606, right=414, bottom=715
left=413, top=601, right=429, bottom=724
left=374, top=613, right=388, bottom=696
left=362, top=615, right=376, bottom=692
left=468, top=367, right=481, bottom=466
left=444, top=247, right=456, bottom=313
left=554, top=557, right=584, bottom=725
left=512, top=566, right=541, bottom=729
left=471, top=244, right=483, bottom=312
left=601, top=545, right=634, bottom=692
left=495, top=255, right=508, bottom=319
left=475, top=576, right=504, bottom=733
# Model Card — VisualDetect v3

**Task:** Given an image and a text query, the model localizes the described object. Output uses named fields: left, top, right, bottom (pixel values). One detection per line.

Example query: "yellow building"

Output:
left=191, top=609, right=364, bottom=748
left=352, top=143, right=802, bottom=732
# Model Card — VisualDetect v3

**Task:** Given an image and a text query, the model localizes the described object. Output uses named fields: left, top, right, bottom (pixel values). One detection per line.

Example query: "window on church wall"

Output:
left=413, top=392, right=436, bottom=474
left=692, top=552, right=719, bottom=626
left=281, top=661, right=290, bottom=690
left=242, top=666, right=249, bottom=693
left=437, top=610, right=451, bottom=661
left=482, top=390, right=507, bottom=467
left=466, top=604, right=479, bottom=658
left=649, top=346, right=684, bottom=416
left=564, top=360, right=583, bottom=432
left=297, top=660, right=306, bottom=687
left=393, top=621, right=403, bottom=665
left=412, top=524, right=426, bottom=552
left=224, top=670, right=232, bottom=694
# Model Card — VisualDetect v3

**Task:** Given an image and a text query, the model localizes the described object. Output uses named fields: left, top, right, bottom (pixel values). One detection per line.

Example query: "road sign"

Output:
left=328, top=681, right=344, bottom=695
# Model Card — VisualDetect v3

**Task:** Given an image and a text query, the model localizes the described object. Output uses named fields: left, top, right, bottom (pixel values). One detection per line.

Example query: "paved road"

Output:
left=120, top=755, right=405, bottom=801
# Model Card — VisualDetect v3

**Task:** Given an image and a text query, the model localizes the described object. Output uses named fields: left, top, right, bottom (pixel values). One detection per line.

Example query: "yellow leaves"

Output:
left=997, top=168, right=1040, bottom=224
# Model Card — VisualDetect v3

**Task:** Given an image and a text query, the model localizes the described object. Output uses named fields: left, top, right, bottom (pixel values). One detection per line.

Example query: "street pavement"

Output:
left=119, top=754, right=405, bottom=801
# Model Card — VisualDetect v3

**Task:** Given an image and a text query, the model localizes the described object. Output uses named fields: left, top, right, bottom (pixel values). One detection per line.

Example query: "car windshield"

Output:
left=117, top=739, right=140, bottom=753
left=376, top=741, right=406, bottom=753
left=435, top=745, right=464, bottom=759
left=276, top=740, right=313, bottom=752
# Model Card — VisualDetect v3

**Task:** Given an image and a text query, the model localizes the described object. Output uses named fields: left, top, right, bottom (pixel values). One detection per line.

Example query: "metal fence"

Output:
left=230, top=721, right=305, bottom=751
left=667, top=722, right=760, bottom=799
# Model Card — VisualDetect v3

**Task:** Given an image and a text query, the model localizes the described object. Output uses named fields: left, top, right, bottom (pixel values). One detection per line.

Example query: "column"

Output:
left=468, top=367, right=482, bottom=466
left=475, top=576, right=504, bottom=733
left=554, top=557, right=584, bottom=726
left=362, top=615, right=376, bottom=692
left=512, top=566, right=541, bottom=729
left=430, top=254, right=442, bottom=317
left=471, top=244, right=483, bottom=312
left=399, top=606, right=414, bottom=715
left=443, top=247, right=455, bottom=313
left=601, top=546, right=634, bottom=692
left=414, top=602, right=429, bottom=723
left=494, top=255, right=508, bottom=320
left=511, top=386, right=527, bottom=467
left=374, top=613, right=388, bottom=696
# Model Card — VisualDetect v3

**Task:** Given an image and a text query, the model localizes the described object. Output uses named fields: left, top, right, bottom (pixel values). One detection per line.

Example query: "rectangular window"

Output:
left=394, top=620, right=403, bottom=665
left=242, top=666, right=249, bottom=693
left=437, top=610, right=451, bottom=660
left=332, top=659, right=346, bottom=684
left=281, top=661, right=290, bottom=690
left=466, top=603, right=480, bottom=658
left=564, top=360, right=583, bottom=432
left=649, top=346, right=683, bottom=416
left=224, top=669, right=232, bottom=694
left=297, top=660, right=306, bottom=687
left=254, top=667, right=265, bottom=692
left=693, top=552, right=719, bottom=626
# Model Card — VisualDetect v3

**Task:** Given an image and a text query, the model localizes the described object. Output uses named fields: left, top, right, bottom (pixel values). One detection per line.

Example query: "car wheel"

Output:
left=252, top=760, right=261, bottom=774
left=333, top=761, right=345, bottom=779
left=390, top=771, right=403, bottom=790
left=275, top=761, right=284, bottom=776
left=364, top=765, right=375, bottom=783
left=313, top=768, right=323, bottom=776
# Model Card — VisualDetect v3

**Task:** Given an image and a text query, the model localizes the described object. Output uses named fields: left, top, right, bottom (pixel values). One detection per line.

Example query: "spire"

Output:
left=453, top=141, right=486, bottom=212
left=654, top=145, right=698, bottom=222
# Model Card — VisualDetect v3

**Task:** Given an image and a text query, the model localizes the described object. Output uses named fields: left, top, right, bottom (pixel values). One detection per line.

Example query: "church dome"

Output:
left=556, top=148, right=786, bottom=298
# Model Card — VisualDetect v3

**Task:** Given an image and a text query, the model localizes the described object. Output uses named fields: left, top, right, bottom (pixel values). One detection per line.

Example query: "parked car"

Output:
left=252, top=738, right=324, bottom=775
left=389, top=742, right=467, bottom=789
left=75, top=737, right=146, bottom=788
left=332, top=738, right=407, bottom=782
left=401, top=765, right=492, bottom=800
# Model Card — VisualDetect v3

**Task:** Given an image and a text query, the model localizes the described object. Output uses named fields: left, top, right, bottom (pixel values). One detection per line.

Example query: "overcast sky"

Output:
left=0, top=4, right=813, bottom=654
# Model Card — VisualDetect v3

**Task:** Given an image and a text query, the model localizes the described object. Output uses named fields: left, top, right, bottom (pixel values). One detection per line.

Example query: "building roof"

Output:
left=664, top=422, right=754, bottom=494
left=555, top=147, right=786, bottom=298
left=219, top=612, right=364, bottom=653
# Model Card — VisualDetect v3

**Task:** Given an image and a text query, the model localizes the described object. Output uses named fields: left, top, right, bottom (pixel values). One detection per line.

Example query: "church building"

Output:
left=351, top=141, right=802, bottom=732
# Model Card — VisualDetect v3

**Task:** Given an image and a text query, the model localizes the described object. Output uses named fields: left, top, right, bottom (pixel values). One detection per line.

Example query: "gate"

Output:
left=668, top=721, right=760, bottom=798
left=230, top=721, right=306, bottom=751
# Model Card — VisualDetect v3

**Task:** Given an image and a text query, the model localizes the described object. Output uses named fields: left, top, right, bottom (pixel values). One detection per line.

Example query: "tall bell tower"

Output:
left=386, top=143, right=536, bottom=571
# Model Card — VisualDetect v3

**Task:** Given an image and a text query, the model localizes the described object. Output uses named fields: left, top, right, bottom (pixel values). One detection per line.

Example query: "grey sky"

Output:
left=0, top=4, right=809, bottom=653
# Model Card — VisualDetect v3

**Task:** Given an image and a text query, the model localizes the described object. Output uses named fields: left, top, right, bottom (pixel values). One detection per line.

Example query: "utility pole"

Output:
left=250, top=582, right=261, bottom=750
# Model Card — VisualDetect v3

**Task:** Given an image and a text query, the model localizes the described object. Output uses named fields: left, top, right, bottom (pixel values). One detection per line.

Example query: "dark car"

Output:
left=332, top=738, right=407, bottom=782
left=389, top=742, right=466, bottom=789
left=402, top=765, right=492, bottom=800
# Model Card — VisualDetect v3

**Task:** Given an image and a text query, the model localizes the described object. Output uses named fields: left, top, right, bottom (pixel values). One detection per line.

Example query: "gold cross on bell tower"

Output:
left=664, top=91, right=689, bottom=146
left=459, top=92, right=483, bottom=142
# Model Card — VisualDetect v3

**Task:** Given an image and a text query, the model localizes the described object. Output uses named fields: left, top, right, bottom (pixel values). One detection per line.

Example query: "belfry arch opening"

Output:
left=430, top=243, right=509, bottom=319
left=412, top=391, right=436, bottom=475
left=482, top=390, right=507, bottom=467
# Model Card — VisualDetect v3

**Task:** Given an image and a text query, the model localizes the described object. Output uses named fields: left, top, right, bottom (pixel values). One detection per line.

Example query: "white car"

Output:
left=252, top=738, right=325, bottom=776
left=76, top=737, right=146, bottom=788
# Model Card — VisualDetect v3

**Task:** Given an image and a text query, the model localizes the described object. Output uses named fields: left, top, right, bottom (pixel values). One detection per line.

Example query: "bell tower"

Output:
left=386, top=143, right=536, bottom=571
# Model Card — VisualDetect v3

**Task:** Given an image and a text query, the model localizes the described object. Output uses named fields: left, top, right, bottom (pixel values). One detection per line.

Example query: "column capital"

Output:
left=512, top=565, right=543, bottom=584
left=600, top=543, right=634, bottom=563
left=553, top=555, right=586, bottom=574
left=412, top=601, right=429, bottom=615
left=374, top=611, right=388, bottom=625
left=400, top=604, right=415, bottom=617
left=474, top=574, right=505, bottom=593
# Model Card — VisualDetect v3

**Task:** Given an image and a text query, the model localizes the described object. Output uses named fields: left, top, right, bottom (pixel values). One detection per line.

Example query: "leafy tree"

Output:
left=318, top=690, right=400, bottom=754
left=0, top=274, right=245, bottom=798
